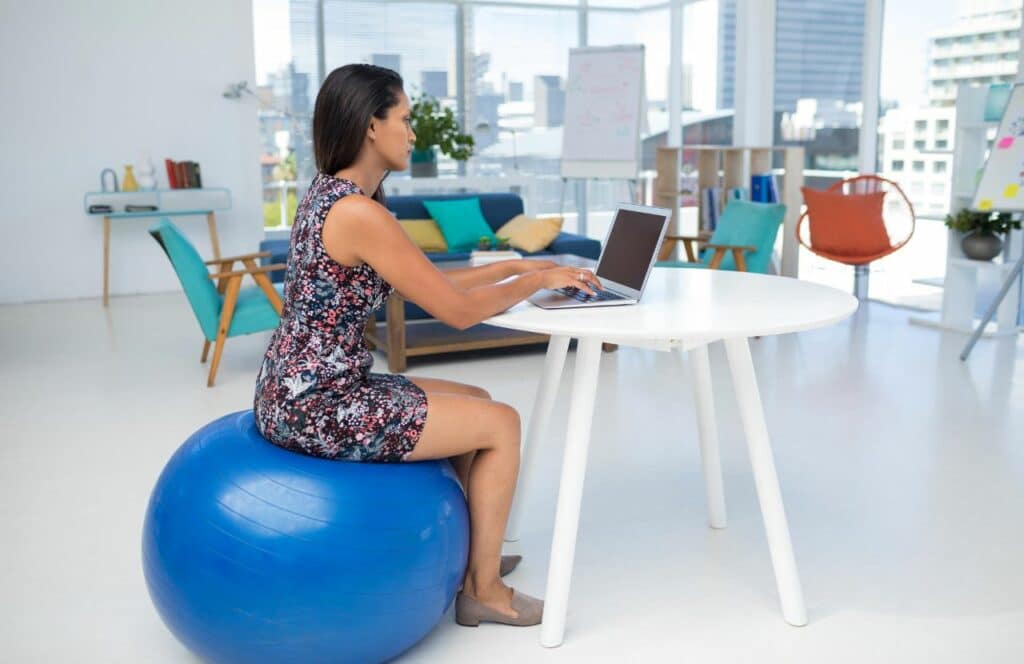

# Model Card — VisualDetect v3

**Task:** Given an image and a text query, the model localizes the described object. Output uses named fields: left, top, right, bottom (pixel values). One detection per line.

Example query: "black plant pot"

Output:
left=961, top=230, right=1003, bottom=261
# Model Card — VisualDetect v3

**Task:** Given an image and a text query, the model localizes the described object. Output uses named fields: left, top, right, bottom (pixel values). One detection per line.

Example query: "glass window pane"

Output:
left=323, top=0, right=458, bottom=179
left=467, top=4, right=578, bottom=217
left=773, top=0, right=864, bottom=173
left=873, top=0, right=1020, bottom=304
left=253, top=0, right=308, bottom=229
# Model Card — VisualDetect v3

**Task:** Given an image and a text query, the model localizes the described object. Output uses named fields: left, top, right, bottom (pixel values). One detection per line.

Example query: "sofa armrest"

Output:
left=547, top=232, right=601, bottom=260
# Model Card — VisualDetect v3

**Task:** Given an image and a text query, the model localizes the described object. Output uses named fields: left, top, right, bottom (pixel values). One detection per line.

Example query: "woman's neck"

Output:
left=334, top=164, right=385, bottom=196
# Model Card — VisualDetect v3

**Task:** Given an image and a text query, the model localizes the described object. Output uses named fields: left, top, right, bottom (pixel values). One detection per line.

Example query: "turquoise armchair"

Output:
left=656, top=200, right=786, bottom=273
left=149, top=219, right=286, bottom=386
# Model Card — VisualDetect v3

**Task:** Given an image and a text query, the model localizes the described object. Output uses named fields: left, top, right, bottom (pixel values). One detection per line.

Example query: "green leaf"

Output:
left=408, top=92, right=475, bottom=162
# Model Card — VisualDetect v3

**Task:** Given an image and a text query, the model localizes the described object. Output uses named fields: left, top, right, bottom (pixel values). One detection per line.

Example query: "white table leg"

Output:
left=506, top=334, right=570, bottom=543
left=722, top=337, right=808, bottom=627
left=540, top=337, right=603, bottom=648
left=685, top=344, right=727, bottom=529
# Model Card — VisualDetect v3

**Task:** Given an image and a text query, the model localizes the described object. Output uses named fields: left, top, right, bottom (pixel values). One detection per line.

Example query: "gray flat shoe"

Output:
left=500, top=554, right=522, bottom=577
left=455, top=589, right=543, bottom=627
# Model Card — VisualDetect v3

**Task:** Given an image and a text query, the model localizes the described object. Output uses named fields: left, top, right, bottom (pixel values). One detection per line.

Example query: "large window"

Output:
left=773, top=0, right=865, bottom=174
left=468, top=4, right=578, bottom=178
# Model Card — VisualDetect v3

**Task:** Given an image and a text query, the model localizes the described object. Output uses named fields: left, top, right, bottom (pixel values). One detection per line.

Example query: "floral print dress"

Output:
left=254, top=173, right=428, bottom=462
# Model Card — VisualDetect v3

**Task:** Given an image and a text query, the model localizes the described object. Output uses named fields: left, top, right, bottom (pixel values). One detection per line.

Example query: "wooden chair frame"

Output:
left=659, top=230, right=759, bottom=272
left=200, top=250, right=286, bottom=386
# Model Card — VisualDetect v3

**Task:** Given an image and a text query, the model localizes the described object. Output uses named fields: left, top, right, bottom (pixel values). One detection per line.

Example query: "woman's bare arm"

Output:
left=322, top=196, right=597, bottom=330
left=444, top=259, right=558, bottom=289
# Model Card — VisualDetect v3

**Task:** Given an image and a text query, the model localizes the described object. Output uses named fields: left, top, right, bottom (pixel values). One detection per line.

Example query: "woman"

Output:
left=254, top=64, right=602, bottom=628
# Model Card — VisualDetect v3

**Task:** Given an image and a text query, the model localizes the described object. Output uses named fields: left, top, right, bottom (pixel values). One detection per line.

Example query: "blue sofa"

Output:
left=260, top=191, right=601, bottom=322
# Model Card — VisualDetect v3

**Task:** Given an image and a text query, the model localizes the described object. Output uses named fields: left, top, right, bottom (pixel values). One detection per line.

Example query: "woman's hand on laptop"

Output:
left=538, top=267, right=602, bottom=296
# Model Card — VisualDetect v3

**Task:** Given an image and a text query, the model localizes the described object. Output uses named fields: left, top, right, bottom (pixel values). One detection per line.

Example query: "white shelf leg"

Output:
left=540, top=337, right=603, bottom=648
left=684, top=344, right=727, bottom=529
left=723, top=337, right=808, bottom=627
left=505, top=335, right=570, bottom=543
left=940, top=262, right=977, bottom=331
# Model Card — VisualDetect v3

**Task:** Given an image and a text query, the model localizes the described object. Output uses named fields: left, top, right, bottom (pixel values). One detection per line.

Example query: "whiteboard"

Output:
left=972, top=83, right=1024, bottom=212
left=560, top=45, right=646, bottom=179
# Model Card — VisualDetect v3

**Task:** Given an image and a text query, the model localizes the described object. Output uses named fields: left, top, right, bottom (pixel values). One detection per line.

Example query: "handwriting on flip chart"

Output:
left=561, top=46, right=645, bottom=166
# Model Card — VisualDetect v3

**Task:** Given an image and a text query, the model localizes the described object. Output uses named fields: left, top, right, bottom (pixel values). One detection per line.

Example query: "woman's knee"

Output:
left=470, top=385, right=491, bottom=401
left=489, top=402, right=521, bottom=450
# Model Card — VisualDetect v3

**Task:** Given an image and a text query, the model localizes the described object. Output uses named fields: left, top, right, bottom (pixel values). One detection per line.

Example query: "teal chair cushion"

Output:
left=422, top=197, right=497, bottom=252
left=150, top=218, right=282, bottom=341
left=702, top=200, right=785, bottom=273
left=149, top=219, right=222, bottom=340
left=229, top=284, right=285, bottom=337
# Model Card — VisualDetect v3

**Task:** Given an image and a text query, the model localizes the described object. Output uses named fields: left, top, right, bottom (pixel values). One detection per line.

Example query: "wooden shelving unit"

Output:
left=655, top=145, right=805, bottom=277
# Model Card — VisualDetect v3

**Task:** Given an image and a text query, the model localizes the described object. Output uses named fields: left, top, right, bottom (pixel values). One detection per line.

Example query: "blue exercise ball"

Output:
left=142, top=411, right=469, bottom=664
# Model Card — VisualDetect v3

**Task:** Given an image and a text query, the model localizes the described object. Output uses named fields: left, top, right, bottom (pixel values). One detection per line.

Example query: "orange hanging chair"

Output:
left=796, top=174, right=916, bottom=297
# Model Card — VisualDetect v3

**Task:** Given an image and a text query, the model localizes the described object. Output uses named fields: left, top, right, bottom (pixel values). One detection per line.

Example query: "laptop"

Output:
left=528, top=203, right=671, bottom=309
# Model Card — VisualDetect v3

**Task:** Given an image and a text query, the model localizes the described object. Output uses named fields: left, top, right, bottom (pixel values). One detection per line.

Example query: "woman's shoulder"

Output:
left=325, top=189, right=393, bottom=229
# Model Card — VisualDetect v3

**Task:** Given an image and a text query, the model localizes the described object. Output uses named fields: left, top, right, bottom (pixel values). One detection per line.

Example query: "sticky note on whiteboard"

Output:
left=1004, top=184, right=1020, bottom=197
left=979, top=198, right=994, bottom=210
left=998, top=136, right=1015, bottom=149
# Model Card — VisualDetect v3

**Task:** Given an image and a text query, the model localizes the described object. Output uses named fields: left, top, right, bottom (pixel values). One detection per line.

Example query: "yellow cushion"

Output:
left=399, top=219, right=448, bottom=252
left=495, top=214, right=564, bottom=253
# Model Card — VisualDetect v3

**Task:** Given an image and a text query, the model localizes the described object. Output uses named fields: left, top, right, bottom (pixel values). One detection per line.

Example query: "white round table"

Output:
left=486, top=268, right=858, bottom=647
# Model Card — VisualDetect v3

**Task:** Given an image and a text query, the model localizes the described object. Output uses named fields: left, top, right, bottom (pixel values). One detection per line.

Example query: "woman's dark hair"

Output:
left=313, top=64, right=404, bottom=204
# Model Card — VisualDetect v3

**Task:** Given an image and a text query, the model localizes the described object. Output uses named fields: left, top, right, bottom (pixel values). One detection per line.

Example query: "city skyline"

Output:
left=254, top=0, right=967, bottom=114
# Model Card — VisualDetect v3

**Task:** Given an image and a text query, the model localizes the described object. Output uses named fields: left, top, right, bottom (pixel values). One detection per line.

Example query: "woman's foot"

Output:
left=455, top=586, right=543, bottom=627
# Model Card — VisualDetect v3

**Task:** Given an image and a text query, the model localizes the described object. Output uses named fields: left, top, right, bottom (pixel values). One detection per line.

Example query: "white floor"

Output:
left=2, top=291, right=1023, bottom=663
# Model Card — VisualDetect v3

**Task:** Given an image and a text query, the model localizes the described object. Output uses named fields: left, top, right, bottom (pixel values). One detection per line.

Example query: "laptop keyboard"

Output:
left=557, top=287, right=626, bottom=303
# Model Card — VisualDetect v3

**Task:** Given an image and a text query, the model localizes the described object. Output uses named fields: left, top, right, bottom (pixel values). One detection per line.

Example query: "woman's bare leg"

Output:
left=405, top=381, right=522, bottom=618
left=408, top=376, right=489, bottom=492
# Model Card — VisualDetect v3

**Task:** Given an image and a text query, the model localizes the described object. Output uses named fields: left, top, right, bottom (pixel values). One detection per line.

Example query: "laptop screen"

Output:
left=595, top=208, right=667, bottom=290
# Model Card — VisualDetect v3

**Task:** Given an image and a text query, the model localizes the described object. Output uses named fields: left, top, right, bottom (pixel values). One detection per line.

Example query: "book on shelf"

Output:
left=164, top=158, right=203, bottom=189
left=701, top=187, right=721, bottom=231
left=750, top=173, right=779, bottom=203
left=164, top=159, right=178, bottom=188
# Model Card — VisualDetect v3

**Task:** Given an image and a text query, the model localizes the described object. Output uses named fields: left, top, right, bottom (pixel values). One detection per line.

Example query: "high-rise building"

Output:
left=878, top=106, right=956, bottom=218
left=473, top=93, right=503, bottom=150
left=421, top=70, right=448, bottom=98
left=371, top=53, right=401, bottom=73
left=668, top=63, right=694, bottom=110
left=878, top=0, right=1021, bottom=217
left=266, top=62, right=310, bottom=117
left=927, top=0, right=1021, bottom=106
left=718, top=0, right=865, bottom=112
left=534, top=75, right=565, bottom=128
left=508, top=81, right=524, bottom=102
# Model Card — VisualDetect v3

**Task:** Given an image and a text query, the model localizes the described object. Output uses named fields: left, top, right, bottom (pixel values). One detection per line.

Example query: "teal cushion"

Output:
left=228, top=284, right=284, bottom=337
left=702, top=200, right=785, bottom=273
left=422, top=197, right=497, bottom=252
left=149, top=219, right=223, bottom=340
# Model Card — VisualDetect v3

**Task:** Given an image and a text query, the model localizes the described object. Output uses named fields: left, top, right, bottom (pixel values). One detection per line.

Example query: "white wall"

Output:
left=0, top=0, right=263, bottom=304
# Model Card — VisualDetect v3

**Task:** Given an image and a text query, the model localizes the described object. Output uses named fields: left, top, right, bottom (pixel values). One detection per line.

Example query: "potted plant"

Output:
left=944, top=207, right=1021, bottom=261
left=409, top=94, right=474, bottom=177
